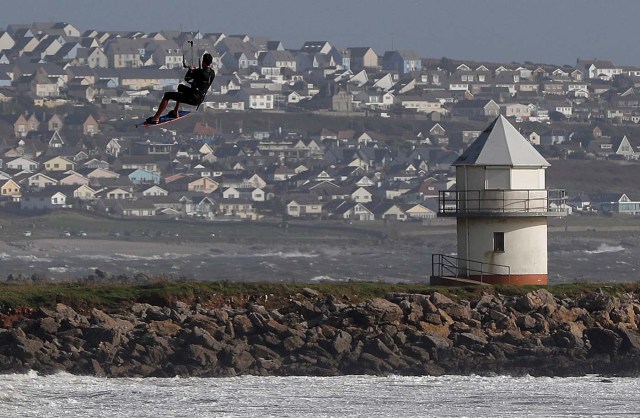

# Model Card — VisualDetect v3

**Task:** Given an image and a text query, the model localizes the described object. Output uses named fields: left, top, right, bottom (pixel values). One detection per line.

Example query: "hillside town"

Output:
left=1, top=21, right=640, bottom=221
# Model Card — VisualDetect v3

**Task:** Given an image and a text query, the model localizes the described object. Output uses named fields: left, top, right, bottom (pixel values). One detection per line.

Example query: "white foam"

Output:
left=0, top=374, right=638, bottom=417
left=15, top=255, right=53, bottom=262
left=585, top=244, right=625, bottom=254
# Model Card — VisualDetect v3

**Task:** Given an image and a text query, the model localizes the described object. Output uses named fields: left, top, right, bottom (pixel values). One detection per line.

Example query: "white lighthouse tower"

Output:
left=432, top=115, right=566, bottom=285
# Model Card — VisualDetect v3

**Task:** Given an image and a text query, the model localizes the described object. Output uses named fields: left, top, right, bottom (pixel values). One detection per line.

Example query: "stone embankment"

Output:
left=2, top=288, right=640, bottom=377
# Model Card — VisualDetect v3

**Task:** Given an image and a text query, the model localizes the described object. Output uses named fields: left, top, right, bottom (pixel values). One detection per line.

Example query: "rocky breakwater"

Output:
left=1, top=288, right=640, bottom=377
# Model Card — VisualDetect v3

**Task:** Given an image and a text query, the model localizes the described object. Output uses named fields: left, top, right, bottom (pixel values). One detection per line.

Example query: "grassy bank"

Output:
left=1, top=280, right=639, bottom=315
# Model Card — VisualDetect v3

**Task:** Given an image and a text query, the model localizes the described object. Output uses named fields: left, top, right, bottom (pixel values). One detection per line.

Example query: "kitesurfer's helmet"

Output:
left=202, top=53, right=213, bottom=66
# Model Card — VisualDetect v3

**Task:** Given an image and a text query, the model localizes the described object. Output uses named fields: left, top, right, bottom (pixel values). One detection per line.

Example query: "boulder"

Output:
left=359, top=352, right=393, bottom=374
left=364, top=338, right=395, bottom=359
left=233, top=315, right=255, bottom=336
left=430, top=292, right=455, bottom=307
left=222, top=342, right=254, bottom=371
left=578, top=291, right=619, bottom=313
left=185, top=327, right=221, bottom=351
left=617, top=327, right=640, bottom=353
left=90, top=309, right=134, bottom=333
left=186, top=314, right=221, bottom=336
left=145, top=306, right=172, bottom=321
left=83, top=326, right=122, bottom=348
left=282, top=335, right=306, bottom=352
left=516, top=314, right=536, bottom=331
left=456, top=332, right=488, bottom=348
left=366, top=298, right=404, bottom=323
left=516, top=289, right=558, bottom=314
left=147, top=320, right=181, bottom=337
left=439, top=303, right=471, bottom=322
left=332, top=330, right=353, bottom=355
left=55, top=304, right=89, bottom=329
left=406, top=303, right=424, bottom=324
left=585, top=327, right=622, bottom=356
left=251, top=344, right=282, bottom=362
left=37, top=317, right=60, bottom=335
left=420, top=334, right=453, bottom=352
left=417, top=321, right=450, bottom=338
left=423, top=313, right=442, bottom=325
left=264, top=319, right=289, bottom=337
left=188, top=344, right=219, bottom=368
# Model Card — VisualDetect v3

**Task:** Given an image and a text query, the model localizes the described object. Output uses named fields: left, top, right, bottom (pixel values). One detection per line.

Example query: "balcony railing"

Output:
left=431, top=253, right=511, bottom=284
left=438, top=189, right=567, bottom=217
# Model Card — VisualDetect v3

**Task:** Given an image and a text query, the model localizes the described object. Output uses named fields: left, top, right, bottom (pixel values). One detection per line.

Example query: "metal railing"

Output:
left=431, top=253, right=511, bottom=285
left=439, top=189, right=567, bottom=216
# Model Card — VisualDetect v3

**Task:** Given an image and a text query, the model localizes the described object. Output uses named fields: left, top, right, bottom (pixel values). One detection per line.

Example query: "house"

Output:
left=501, top=103, right=531, bottom=119
left=181, top=195, right=216, bottom=219
left=347, top=47, right=379, bottom=72
left=128, top=168, right=162, bottom=185
left=567, top=193, right=592, bottom=212
left=235, top=88, right=275, bottom=110
left=399, top=95, right=446, bottom=114
left=402, top=202, right=437, bottom=220
left=260, top=50, right=297, bottom=72
left=586, top=136, right=637, bottom=160
left=59, top=171, right=89, bottom=186
left=73, top=184, right=97, bottom=201
left=142, top=185, right=169, bottom=196
left=105, top=138, right=122, bottom=157
left=381, top=50, right=421, bottom=74
left=113, top=199, right=156, bottom=217
left=577, top=59, right=623, bottom=80
left=286, top=198, right=323, bottom=218
left=13, top=114, right=29, bottom=138
left=103, top=187, right=134, bottom=200
left=104, top=38, right=144, bottom=68
left=325, top=200, right=375, bottom=221
left=6, top=156, right=38, bottom=171
left=451, top=99, right=501, bottom=119
left=188, top=177, right=219, bottom=194
left=590, top=193, right=640, bottom=215
left=368, top=201, right=407, bottom=222
left=82, top=115, right=99, bottom=136
left=217, top=198, right=260, bottom=220
left=351, top=186, right=373, bottom=203
left=44, top=156, right=75, bottom=172
left=1, top=179, right=21, bottom=201
left=21, top=190, right=67, bottom=210
left=28, top=172, right=59, bottom=189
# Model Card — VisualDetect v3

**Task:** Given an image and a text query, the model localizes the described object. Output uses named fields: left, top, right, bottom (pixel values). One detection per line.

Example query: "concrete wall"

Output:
left=456, top=216, right=547, bottom=276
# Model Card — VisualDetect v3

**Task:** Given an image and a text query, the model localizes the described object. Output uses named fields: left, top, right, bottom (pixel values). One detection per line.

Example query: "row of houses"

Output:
left=3, top=21, right=640, bottom=128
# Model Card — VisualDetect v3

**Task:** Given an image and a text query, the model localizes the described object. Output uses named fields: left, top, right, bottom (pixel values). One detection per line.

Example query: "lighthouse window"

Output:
left=493, top=232, right=505, bottom=252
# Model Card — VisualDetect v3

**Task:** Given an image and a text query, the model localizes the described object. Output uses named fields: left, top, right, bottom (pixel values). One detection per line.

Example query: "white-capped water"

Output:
left=585, top=244, right=626, bottom=254
left=0, top=372, right=638, bottom=417
left=3, top=233, right=640, bottom=284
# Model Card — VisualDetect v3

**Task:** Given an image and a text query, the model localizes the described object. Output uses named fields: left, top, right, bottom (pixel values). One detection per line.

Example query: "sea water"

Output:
left=1, top=372, right=639, bottom=417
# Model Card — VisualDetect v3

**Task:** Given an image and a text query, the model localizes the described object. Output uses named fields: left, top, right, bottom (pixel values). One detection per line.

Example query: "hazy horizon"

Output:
left=4, top=0, right=640, bottom=67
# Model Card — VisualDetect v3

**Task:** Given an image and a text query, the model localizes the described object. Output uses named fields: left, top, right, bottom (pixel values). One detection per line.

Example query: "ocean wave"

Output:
left=585, top=244, right=625, bottom=254
left=80, top=253, right=191, bottom=262
left=310, top=275, right=339, bottom=282
left=15, top=255, right=53, bottom=262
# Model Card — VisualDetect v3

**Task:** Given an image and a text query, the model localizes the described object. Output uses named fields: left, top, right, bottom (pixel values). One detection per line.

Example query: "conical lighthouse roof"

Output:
left=453, top=115, right=550, bottom=167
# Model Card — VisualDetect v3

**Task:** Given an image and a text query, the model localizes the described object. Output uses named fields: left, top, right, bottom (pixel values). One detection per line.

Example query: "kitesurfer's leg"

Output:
left=168, top=102, right=180, bottom=119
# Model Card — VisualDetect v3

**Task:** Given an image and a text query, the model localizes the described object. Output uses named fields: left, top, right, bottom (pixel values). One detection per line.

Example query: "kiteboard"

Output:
left=136, top=110, right=191, bottom=128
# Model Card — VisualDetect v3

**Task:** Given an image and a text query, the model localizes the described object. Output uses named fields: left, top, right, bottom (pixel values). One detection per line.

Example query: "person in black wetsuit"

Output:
left=146, top=53, right=215, bottom=124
